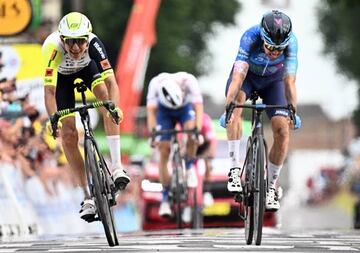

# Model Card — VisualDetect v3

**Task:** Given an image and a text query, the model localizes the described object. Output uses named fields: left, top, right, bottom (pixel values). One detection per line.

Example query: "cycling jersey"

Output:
left=42, top=31, right=114, bottom=88
left=201, top=113, right=215, bottom=141
left=234, top=25, right=298, bottom=77
left=146, top=72, right=203, bottom=109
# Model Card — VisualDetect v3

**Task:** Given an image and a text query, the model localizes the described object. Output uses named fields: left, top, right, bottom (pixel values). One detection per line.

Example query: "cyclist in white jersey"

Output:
left=42, top=12, right=130, bottom=222
left=146, top=72, right=203, bottom=217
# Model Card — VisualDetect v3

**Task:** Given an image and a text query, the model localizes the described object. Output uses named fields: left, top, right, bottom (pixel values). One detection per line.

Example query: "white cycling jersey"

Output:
left=146, top=72, right=203, bottom=108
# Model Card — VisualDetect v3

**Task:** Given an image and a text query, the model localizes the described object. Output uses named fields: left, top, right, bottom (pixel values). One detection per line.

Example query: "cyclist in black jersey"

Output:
left=42, top=12, right=130, bottom=222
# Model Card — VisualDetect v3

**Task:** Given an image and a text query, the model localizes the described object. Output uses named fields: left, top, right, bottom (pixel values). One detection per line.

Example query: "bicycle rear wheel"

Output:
left=85, top=139, right=118, bottom=246
left=253, top=136, right=265, bottom=245
left=191, top=188, right=203, bottom=229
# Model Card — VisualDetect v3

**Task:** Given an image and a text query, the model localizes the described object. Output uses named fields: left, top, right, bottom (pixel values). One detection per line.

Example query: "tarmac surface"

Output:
left=1, top=228, right=360, bottom=252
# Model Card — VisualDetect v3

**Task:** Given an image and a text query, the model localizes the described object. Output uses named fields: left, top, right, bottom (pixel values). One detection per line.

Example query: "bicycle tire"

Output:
left=253, top=136, right=265, bottom=245
left=173, top=153, right=183, bottom=229
left=85, top=139, right=118, bottom=246
left=191, top=188, right=203, bottom=229
left=244, top=138, right=254, bottom=245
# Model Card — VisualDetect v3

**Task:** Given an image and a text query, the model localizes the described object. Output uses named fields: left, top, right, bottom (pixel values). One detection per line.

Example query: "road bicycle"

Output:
left=151, top=128, right=202, bottom=229
left=50, top=80, right=122, bottom=246
left=226, top=92, right=296, bottom=245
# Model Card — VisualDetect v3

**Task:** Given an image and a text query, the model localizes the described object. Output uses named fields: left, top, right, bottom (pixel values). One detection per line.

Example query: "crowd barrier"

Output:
left=0, top=163, right=140, bottom=240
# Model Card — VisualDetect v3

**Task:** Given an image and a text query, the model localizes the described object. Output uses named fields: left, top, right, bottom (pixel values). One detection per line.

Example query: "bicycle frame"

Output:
left=152, top=128, right=198, bottom=229
left=50, top=81, right=120, bottom=246
left=230, top=93, right=295, bottom=245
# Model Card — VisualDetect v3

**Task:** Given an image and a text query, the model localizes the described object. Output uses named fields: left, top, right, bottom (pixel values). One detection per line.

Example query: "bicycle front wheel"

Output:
left=85, top=139, right=118, bottom=246
left=244, top=138, right=254, bottom=245
left=253, top=136, right=265, bottom=245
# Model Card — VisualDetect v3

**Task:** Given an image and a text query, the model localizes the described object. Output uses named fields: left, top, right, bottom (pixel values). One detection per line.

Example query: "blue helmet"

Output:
left=260, top=10, right=292, bottom=46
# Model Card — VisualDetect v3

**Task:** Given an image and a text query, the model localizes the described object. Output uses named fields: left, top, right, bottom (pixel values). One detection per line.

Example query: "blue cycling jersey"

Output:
left=235, top=25, right=298, bottom=77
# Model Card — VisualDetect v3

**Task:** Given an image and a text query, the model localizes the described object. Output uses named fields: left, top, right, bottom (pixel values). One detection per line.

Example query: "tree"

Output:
left=63, top=0, right=241, bottom=103
left=317, top=0, right=360, bottom=132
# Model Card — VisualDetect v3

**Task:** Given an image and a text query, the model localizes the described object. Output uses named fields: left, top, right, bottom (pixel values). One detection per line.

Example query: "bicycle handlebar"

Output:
left=225, top=102, right=296, bottom=126
left=150, top=128, right=199, bottom=143
left=50, top=100, right=119, bottom=139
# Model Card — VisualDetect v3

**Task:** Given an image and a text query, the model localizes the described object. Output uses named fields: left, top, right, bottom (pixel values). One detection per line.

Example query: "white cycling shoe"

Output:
left=79, top=198, right=96, bottom=222
left=203, top=191, right=214, bottom=207
left=227, top=167, right=242, bottom=193
left=182, top=206, right=192, bottom=223
left=186, top=167, right=198, bottom=188
left=112, top=166, right=130, bottom=191
left=159, top=201, right=172, bottom=217
left=265, top=188, right=280, bottom=211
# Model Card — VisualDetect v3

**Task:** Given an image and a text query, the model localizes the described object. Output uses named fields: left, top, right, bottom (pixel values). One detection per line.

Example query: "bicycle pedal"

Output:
left=82, top=214, right=99, bottom=223
left=234, top=194, right=243, bottom=203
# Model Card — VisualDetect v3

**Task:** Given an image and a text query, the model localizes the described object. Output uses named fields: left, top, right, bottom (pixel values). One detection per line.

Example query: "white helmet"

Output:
left=158, top=80, right=183, bottom=109
left=58, top=12, right=92, bottom=38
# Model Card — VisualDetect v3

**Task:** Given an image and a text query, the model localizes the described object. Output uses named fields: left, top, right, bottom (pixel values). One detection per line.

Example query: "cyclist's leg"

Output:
left=180, top=104, right=199, bottom=188
left=56, top=73, right=95, bottom=219
left=85, top=61, right=130, bottom=189
left=225, top=75, right=249, bottom=193
left=156, top=105, right=175, bottom=216
left=259, top=79, right=290, bottom=210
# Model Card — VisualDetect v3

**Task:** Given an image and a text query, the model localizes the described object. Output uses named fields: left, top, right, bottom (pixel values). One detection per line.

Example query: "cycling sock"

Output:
left=185, top=157, right=196, bottom=170
left=106, top=135, right=121, bottom=169
left=268, top=162, right=282, bottom=189
left=162, top=187, right=170, bottom=202
left=228, top=140, right=242, bottom=168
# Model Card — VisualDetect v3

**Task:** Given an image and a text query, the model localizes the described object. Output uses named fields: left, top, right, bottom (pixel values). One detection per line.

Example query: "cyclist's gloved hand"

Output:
left=294, top=114, right=302, bottom=130
left=107, top=107, right=123, bottom=124
left=148, top=128, right=157, bottom=148
left=219, top=112, right=226, bottom=128
left=45, top=116, right=62, bottom=137
left=191, top=127, right=200, bottom=142
left=225, top=102, right=235, bottom=126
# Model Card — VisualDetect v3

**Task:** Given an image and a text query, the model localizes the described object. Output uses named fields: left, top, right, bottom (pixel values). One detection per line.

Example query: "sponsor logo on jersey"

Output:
left=45, top=68, right=53, bottom=77
left=100, top=59, right=110, bottom=70
left=274, top=110, right=288, bottom=116
left=93, top=42, right=105, bottom=59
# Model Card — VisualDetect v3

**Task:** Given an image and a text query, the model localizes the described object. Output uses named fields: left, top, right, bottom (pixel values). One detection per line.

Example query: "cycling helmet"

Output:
left=158, top=80, right=183, bottom=109
left=58, top=12, right=92, bottom=38
left=260, top=10, right=292, bottom=46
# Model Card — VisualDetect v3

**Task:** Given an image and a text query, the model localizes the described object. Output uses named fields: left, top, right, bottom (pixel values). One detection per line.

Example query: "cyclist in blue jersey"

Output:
left=223, top=10, right=301, bottom=211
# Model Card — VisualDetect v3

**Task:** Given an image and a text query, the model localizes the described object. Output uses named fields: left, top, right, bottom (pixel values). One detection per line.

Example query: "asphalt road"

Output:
left=1, top=228, right=360, bottom=252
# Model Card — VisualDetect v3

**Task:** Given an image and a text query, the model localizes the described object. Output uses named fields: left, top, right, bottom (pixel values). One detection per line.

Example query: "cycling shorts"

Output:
left=225, top=71, right=289, bottom=119
left=156, top=103, right=195, bottom=141
left=56, top=60, right=102, bottom=110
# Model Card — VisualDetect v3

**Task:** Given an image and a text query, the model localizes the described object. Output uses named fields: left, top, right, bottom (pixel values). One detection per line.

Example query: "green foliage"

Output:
left=317, top=0, right=360, bottom=134
left=62, top=0, right=241, bottom=103
left=317, top=0, right=360, bottom=81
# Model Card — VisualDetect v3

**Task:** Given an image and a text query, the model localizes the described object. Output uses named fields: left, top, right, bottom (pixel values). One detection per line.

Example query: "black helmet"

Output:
left=260, top=10, right=292, bottom=46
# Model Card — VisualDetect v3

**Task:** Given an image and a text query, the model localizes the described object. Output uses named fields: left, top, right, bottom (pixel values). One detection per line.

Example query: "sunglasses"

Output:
left=264, top=42, right=287, bottom=52
left=63, top=37, right=88, bottom=47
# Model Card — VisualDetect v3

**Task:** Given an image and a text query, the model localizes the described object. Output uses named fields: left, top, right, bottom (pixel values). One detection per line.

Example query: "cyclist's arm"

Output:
left=103, top=74, right=119, bottom=106
left=44, top=86, right=57, bottom=116
left=284, top=74, right=297, bottom=109
left=184, top=73, right=203, bottom=129
left=42, top=42, right=61, bottom=116
left=89, top=36, right=119, bottom=105
left=225, top=61, right=249, bottom=105
left=146, top=78, right=158, bottom=132
left=284, top=34, right=298, bottom=109
left=146, top=105, right=157, bottom=132
left=193, top=102, right=203, bottom=130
